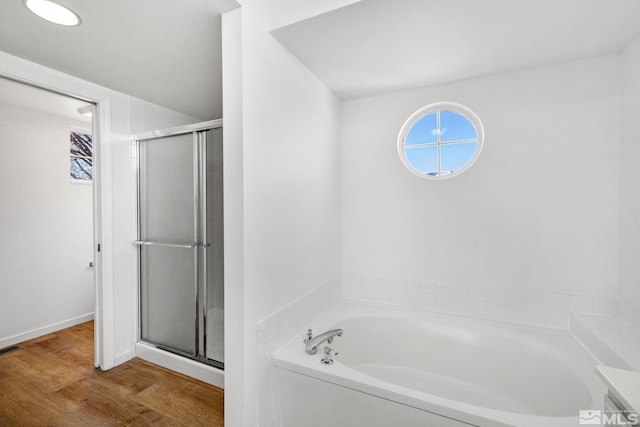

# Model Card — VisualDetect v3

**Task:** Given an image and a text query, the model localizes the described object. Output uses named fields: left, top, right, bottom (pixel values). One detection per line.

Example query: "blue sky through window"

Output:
left=405, top=145, right=437, bottom=174
left=403, top=109, right=479, bottom=176
left=440, top=111, right=476, bottom=142
left=441, top=142, right=477, bottom=172
left=405, top=113, right=437, bottom=145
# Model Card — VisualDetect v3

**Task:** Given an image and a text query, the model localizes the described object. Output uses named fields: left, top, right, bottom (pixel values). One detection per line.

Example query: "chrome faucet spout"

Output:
left=305, top=328, right=343, bottom=355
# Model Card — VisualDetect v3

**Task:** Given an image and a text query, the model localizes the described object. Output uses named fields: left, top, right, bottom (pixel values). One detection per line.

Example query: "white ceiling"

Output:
left=0, top=0, right=234, bottom=120
left=272, top=0, right=640, bottom=100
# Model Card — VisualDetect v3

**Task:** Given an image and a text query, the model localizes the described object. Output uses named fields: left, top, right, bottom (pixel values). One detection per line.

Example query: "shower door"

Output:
left=135, top=122, right=223, bottom=368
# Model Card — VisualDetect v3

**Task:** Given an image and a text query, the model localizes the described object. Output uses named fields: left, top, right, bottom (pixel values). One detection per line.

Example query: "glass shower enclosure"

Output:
left=134, top=120, right=223, bottom=369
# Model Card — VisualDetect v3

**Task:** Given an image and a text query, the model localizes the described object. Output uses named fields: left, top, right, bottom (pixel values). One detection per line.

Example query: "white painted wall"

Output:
left=0, top=51, right=200, bottom=368
left=227, top=1, right=343, bottom=425
left=0, top=104, right=93, bottom=347
left=620, top=36, right=640, bottom=330
left=221, top=7, right=246, bottom=427
left=341, top=56, right=621, bottom=327
left=267, top=0, right=361, bottom=30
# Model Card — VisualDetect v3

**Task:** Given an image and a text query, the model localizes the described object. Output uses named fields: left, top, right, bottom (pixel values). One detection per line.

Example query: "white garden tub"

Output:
left=272, top=299, right=604, bottom=427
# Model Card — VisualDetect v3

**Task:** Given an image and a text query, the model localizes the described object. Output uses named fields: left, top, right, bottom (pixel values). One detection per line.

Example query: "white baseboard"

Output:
left=135, top=341, right=224, bottom=388
left=0, top=313, right=94, bottom=349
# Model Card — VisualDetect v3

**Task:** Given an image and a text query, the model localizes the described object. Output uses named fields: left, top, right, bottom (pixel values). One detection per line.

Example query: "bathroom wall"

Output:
left=620, top=35, right=640, bottom=332
left=0, top=51, right=200, bottom=367
left=111, top=95, right=200, bottom=367
left=220, top=7, right=245, bottom=426
left=267, top=0, right=362, bottom=30
left=341, top=55, right=621, bottom=329
left=230, top=1, right=343, bottom=425
left=0, top=103, right=94, bottom=347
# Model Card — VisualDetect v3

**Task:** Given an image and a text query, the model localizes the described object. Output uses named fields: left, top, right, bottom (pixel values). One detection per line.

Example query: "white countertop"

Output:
left=596, top=365, right=640, bottom=411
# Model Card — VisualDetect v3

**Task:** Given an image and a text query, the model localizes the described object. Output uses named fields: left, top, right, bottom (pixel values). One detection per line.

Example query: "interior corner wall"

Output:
left=0, top=51, right=202, bottom=368
left=0, top=104, right=94, bottom=347
left=341, top=55, right=621, bottom=322
left=266, top=0, right=362, bottom=30
left=238, top=1, right=342, bottom=425
left=620, top=36, right=640, bottom=330
left=221, top=6, right=246, bottom=427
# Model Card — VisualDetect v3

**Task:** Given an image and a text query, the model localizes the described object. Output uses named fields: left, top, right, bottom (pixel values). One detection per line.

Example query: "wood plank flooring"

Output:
left=0, top=321, right=224, bottom=426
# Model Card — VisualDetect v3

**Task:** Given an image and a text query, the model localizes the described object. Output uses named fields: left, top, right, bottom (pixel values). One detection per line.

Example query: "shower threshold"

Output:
left=154, top=343, right=224, bottom=370
left=135, top=341, right=224, bottom=388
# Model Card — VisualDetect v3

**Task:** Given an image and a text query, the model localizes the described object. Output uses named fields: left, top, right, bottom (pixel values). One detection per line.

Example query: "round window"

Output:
left=398, top=102, right=484, bottom=179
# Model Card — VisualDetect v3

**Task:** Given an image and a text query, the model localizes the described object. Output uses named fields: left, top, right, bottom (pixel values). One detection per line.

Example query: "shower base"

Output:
left=135, top=341, right=224, bottom=388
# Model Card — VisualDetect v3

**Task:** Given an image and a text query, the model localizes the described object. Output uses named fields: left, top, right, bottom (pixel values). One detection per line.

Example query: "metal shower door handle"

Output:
left=133, top=240, right=197, bottom=249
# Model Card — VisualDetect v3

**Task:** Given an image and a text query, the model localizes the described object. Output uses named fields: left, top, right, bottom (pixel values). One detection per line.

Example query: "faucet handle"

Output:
left=321, top=346, right=338, bottom=365
left=303, top=328, right=313, bottom=344
left=323, top=346, right=338, bottom=356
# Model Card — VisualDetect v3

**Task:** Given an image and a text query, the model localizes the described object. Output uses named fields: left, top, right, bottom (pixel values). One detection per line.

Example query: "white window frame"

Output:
left=397, top=102, right=485, bottom=180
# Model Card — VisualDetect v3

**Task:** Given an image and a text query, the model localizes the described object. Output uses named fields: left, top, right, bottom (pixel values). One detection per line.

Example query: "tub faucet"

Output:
left=305, top=328, right=343, bottom=355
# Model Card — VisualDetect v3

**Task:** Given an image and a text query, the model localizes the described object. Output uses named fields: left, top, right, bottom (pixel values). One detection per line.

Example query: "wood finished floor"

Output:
left=0, top=321, right=224, bottom=426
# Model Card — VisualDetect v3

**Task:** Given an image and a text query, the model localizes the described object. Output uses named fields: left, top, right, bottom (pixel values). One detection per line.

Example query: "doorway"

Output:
left=0, top=76, right=97, bottom=357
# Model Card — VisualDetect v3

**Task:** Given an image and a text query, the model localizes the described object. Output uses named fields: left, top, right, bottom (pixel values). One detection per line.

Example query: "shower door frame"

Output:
left=134, top=119, right=223, bottom=369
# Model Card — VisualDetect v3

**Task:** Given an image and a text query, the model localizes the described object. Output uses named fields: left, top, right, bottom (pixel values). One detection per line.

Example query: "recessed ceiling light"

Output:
left=24, top=0, right=81, bottom=27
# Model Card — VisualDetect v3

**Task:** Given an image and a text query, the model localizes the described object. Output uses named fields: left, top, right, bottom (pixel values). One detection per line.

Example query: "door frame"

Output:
left=0, top=53, right=115, bottom=370
left=133, top=120, right=223, bottom=367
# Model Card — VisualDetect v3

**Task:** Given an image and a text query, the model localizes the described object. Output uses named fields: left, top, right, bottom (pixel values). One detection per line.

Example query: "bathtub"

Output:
left=271, top=299, right=604, bottom=427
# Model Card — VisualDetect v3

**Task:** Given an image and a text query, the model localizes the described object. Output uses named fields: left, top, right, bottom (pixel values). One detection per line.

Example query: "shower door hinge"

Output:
left=97, top=243, right=101, bottom=252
